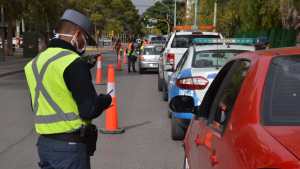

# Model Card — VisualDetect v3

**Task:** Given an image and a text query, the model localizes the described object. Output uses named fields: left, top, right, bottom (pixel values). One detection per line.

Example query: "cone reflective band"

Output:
left=100, top=64, right=125, bottom=134
left=117, top=50, right=122, bottom=71
left=123, top=47, right=127, bottom=64
left=95, top=55, right=103, bottom=85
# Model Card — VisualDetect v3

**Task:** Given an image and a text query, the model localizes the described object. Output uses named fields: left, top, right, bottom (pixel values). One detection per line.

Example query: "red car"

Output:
left=170, top=47, right=300, bottom=169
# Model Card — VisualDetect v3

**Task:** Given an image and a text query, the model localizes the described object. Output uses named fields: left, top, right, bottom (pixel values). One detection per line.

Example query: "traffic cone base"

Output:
left=99, top=128, right=125, bottom=134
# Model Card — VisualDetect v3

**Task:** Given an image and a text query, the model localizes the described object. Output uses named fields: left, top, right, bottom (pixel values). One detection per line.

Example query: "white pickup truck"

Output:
left=157, top=31, right=223, bottom=101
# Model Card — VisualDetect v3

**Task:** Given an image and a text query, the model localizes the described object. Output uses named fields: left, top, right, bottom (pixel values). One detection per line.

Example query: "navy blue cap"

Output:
left=61, top=9, right=94, bottom=43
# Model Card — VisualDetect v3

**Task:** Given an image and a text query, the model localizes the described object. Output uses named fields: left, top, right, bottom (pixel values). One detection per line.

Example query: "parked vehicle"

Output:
left=168, top=38, right=255, bottom=140
left=158, top=31, right=223, bottom=101
left=138, top=45, right=163, bottom=74
left=150, top=36, right=167, bottom=45
left=99, top=37, right=112, bottom=46
left=169, top=47, right=300, bottom=169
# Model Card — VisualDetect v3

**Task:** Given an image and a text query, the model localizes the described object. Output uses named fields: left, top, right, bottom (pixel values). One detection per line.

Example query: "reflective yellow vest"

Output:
left=24, top=48, right=88, bottom=134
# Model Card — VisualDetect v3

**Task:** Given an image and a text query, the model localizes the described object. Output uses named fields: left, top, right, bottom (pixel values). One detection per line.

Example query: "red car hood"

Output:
left=265, top=126, right=300, bottom=160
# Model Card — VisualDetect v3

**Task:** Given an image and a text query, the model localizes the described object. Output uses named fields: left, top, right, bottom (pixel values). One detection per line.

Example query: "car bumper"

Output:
left=172, top=112, right=194, bottom=119
left=139, top=62, right=159, bottom=69
left=168, top=89, right=202, bottom=120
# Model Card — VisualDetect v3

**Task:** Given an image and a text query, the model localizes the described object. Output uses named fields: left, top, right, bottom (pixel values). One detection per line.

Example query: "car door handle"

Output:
left=210, top=149, right=219, bottom=167
left=194, top=134, right=202, bottom=146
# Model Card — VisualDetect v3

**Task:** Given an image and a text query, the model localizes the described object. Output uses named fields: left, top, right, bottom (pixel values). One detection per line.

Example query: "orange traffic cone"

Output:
left=116, top=49, right=122, bottom=71
left=100, top=64, right=125, bottom=134
left=95, top=55, right=104, bottom=85
left=123, top=47, right=127, bottom=64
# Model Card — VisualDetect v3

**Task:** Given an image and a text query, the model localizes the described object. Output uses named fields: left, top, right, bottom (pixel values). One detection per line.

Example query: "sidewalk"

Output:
left=0, top=53, right=31, bottom=78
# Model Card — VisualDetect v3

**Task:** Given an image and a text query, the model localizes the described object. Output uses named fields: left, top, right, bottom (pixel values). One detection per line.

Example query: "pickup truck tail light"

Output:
left=176, top=76, right=209, bottom=90
left=166, top=53, right=175, bottom=64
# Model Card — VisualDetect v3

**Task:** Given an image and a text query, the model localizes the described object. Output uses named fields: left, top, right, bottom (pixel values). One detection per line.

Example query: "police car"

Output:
left=158, top=31, right=223, bottom=101
left=168, top=38, right=256, bottom=140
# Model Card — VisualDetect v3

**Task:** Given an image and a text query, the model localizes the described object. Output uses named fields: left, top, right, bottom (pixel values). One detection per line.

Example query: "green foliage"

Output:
left=0, top=0, right=142, bottom=37
left=143, top=0, right=185, bottom=34
left=195, top=0, right=282, bottom=37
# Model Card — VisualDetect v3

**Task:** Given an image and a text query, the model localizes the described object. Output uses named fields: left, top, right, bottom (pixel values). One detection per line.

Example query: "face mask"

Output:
left=54, top=31, right=87, bottom=55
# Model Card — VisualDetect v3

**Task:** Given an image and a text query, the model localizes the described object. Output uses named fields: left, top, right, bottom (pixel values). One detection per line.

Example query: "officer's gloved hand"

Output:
left=96, top=94, right=112, bottom=111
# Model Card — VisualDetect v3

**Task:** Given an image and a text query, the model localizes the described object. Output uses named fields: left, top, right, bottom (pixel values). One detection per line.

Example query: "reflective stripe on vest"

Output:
left=31, top=51, right=79, bottom=124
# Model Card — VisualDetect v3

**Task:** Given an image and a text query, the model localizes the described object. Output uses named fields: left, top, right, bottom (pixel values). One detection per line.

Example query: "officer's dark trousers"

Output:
left=37, top=136, right=90, bottom=169
left=128, top=56, right=136, bottom=72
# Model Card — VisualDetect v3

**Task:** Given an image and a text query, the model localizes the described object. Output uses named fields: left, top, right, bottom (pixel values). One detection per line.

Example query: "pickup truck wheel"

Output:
left=139, top=68, right=144, bottom=74
left=168, top=110, right=171, bottom=118
left=162, top=84, right=168, bottom=101
left=158, top=75, right=163, bottom=92
left=171, top=116, right=185, bottom=140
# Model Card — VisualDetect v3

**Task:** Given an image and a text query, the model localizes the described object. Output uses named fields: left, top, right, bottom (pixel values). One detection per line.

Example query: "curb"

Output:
left=0, top=69, right=24, bottom=78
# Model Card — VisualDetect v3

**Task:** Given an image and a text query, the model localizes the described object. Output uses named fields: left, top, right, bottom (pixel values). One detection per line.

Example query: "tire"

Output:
left=162, top=83, right=168, bottom=101
left=171, top=116, right=185, bottom=140
left=158, top=75, right=163, bottom=92
left=139, top=68, right=144, bottom=74
left=168, top=110, right=172, bottom=118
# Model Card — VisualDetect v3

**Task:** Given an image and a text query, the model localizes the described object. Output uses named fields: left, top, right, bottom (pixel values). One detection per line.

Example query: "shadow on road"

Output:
left=122, top=121, right=152, bottom=131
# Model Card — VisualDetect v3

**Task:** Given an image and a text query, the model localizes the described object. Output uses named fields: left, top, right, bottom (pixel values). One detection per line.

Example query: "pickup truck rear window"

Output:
left=143, top=47, right=161, bottom=55
left=262, top=55, right=300, bottom=125
left=171, top=35, right=219, bottom=48
left=150, top=37, right=166, bottom=44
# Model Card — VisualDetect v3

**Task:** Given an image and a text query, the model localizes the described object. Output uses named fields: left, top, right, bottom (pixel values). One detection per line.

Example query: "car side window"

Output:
left=208, top=60, right=251, bottom=133
left=197, top=61, right=236, bottom=119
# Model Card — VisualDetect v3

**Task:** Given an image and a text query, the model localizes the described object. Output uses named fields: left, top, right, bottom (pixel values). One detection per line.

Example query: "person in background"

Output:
left=127, top=39, right=137, bottom=72
left=114, top=39, right=122, bottom=61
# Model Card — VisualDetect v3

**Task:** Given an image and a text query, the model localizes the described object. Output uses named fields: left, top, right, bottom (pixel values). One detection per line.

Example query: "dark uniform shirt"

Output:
left=48, top=38, right=111, bottom=120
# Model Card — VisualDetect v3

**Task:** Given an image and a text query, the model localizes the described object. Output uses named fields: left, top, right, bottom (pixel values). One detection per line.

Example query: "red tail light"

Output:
left=166, top=53, right=175, bottom=64
left=176, top=76, right=209, bottom=90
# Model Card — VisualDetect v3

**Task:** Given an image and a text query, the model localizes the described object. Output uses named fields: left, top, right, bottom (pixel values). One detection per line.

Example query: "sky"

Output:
left=131, top=0, right=155, bottom=14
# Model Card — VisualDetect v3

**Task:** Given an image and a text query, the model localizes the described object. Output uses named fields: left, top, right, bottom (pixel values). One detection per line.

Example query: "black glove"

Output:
left=96, top=94, right=112, bottom=112
left=81, top=54, right=100, bottom=68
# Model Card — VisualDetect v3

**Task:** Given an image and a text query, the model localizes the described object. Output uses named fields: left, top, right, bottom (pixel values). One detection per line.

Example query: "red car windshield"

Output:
left=262, top=55, right=300, bottom=125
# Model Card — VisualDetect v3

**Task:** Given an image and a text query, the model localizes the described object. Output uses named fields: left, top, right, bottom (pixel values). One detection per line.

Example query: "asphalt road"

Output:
left=0, top=50, right=184, bottom=169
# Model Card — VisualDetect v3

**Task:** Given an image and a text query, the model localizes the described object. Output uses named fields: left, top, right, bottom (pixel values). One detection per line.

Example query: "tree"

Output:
left=143, top=0, right=185, bottom=34
left=0, top=0, right=24, bottom=56
left=0, top=0, right=142, bottom=54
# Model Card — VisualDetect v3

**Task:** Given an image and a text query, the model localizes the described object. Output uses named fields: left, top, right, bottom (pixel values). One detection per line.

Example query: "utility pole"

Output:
left=213, top=0, right=217, bottom=32
left=174, top=0, right=177, bottom=28
left=21, top=18, right=25, bottom=32
left=16, top=20, right=20, bottom=48
left=194, top=0, right=199, bottom=28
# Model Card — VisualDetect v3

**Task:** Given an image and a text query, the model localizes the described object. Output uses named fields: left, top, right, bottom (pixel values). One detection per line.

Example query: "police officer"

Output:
left=24, top=9, right=112, bottom=169
left=127, top=39, right=137, bottom=72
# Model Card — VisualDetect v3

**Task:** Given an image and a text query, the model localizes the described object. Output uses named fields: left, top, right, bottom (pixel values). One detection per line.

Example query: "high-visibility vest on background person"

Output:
left=24, top=48, right=88, bottom=135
